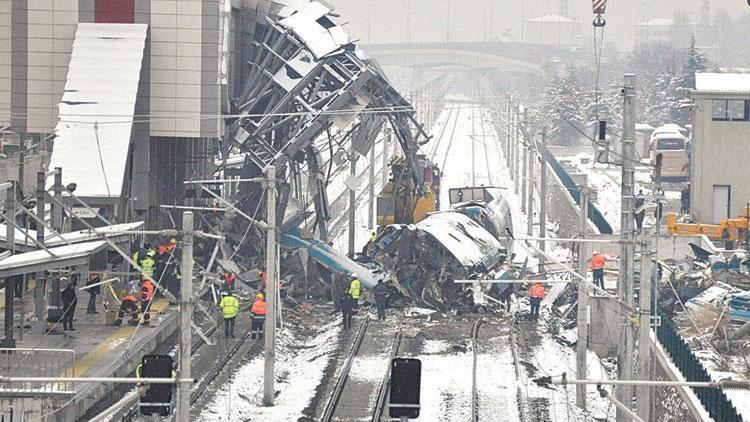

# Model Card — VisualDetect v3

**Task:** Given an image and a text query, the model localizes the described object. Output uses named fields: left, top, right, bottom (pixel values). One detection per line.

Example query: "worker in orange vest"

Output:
left=250, top=293, right=267, bottom=340
left=589, top=251, right=607, bottom=289
left=529, top=282, right=545, bottom=320
left=115, top=290, right=139, bottom=326
left=140, top=279, right=156, bottom=325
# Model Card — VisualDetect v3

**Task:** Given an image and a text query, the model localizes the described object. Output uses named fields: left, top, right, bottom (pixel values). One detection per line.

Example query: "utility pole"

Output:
left=538, top=128, right=548, bottom=269
left=382, top=128, right=390, bottom=194
left=527, top=130, right=535, bottom=237
left=177, top=211, right=194, bottom=422
left=35, top=171, right=46, bottom=331
left=348, top=148, right=357, bottom=257
left=368, top=140, right=375, bottom=231
left=521, top=109, right=529, bottom=213
left=617, top=74, right=637, bottom=420
left=506, top=97, right=512, bottom=169
left=514, top=107, right=521, bottom=195
left=1, top=181, right=16, bottom=348
left=576, top=185, right=590, bottom=409
left=264, top=166, right=277, bottom=406
left=637, top=235, right=653, bottom=421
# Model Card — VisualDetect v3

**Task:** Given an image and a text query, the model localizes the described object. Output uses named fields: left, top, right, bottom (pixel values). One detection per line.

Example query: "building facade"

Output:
left=690, top=72, right=750, bottom=222
left=0, top=0, right=281, bottom=226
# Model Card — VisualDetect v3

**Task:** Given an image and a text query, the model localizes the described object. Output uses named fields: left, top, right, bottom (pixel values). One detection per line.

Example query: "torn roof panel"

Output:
left=416, top=212, right=504, bottom=269
left=272, top=49, right=319, bottom=91
left=278, top=0, right=349, bottom=59
left=49, top=23, right=148, bottom=199
left=0, top=240, right=108, bottom=278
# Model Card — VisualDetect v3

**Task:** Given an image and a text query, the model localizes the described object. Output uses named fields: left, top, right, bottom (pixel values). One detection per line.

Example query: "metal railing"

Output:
left=538, top=143, right=614, bottom=235
left=656, top=311, right=743, bottom=421
left=0, top=348, right=76, bottom=397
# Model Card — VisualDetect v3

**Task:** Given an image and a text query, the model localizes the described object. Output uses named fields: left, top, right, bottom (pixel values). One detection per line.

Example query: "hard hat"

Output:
left=593, top=251, right=600, bottom=255
left=120, top=290, right=128, bottom=298
left=351, top=272, right=357, bottom=278
left=169, top=238, right=177, bottom=244
left=220, top=290, right=229, bottom=296
left=257, top=293, right=264, bottom=300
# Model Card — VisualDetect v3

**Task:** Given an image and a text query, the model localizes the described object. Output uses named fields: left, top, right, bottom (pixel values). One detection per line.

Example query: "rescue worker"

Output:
left=219, top=290, right=240, bottom=338
left=250, top=293, right=267, bottom=339
left=370, top=231, right=377, bottom=243
left=156, top=238, right=178, bottom=295
left=589, top=251, right=606, bottom=289
left=348, top=274, right=361, bottom=309
left=224, top=271, right=236, bottom=291
left=529, top=282, right=545, bottom=320
left=132, top=243, right=156, bottom=281
left=60, top=278, right=78, bottom=331
left=339, top=292, right=354, bottom=330
left=140, top=279, right=156, bottom=325
left=116, top=290, right=139, bottom=326
left=85, top=273, right=101, bottom=314
left=373, top=279, right=388, bottom=320
left=634, top=189, right=645, bottom=233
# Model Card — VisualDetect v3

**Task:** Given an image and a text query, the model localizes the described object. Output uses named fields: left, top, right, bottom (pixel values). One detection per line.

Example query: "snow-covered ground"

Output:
left=197, top=318, right=341, bottom=421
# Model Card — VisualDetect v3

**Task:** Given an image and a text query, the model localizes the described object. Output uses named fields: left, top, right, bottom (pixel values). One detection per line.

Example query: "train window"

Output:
left=729, top=100, right=747, bottom=121
left=712, top=100, right=728, bottom=120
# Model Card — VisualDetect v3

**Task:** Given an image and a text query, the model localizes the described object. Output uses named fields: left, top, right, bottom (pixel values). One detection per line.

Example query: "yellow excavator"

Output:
left=376, top=155, right=441, bottom=227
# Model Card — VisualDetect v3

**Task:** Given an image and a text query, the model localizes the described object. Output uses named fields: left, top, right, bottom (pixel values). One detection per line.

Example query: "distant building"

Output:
left=634, top=4, right=714, bottom=49
left=0, top=0, right=281, bottom=226
left=690, top=72, right=750, bottom=222
left=525, top=14, right=581, bottom=47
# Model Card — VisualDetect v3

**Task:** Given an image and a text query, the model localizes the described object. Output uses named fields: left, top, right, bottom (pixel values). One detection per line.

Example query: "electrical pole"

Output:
left=1, top=181, right=16, bottom=348
left=617, top=74, right=637, bottom=420
left=35, top=171, right=46, bottom=332
left=637, top=235, right=653, bottom=421
left=514, top=108, right=521, bottom=195
left=368, top=140, right=375, bottom=231
left=506, top=97, right=512, bottom=169
left=177, top=211, right=193, bottom=422
left=527, top=130, right=535, bottom=237
left=348, top=148, right=357, bottom=257
left=264, top=166, right=277, bottom=406
left=539, top=128, right=548, bottom=269
left=521, top=109, right=529, bottom=213
left=576, top=185, right=590, bottom=409
left=382, top=128, right=390, bottom=194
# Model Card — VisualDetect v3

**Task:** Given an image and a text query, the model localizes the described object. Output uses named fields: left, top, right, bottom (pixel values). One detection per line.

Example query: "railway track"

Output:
left=509, top=316, right=529, bottom=422
left=320, top=317, right=403, bottom=422
left=471, top=317, right=484, bottom=422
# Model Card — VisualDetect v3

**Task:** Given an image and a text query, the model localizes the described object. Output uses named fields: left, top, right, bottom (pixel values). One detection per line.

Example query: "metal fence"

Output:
left=0, top=348, right=76, bottom=398
left=656, top=311, right=743, bottom=421
left=538, top=143, right=614, bottom=235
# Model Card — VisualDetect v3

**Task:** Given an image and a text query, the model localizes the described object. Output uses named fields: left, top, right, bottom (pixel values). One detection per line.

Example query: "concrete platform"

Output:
left=0, top=293, right=179, bottom=420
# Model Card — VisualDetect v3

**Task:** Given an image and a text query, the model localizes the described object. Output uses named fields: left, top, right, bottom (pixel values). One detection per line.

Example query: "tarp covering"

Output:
left=49, top=23, right=148, bottom=198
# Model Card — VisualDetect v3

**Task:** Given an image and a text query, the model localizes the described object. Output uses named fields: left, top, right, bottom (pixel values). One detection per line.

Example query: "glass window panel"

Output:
left=730, top=99, right=746, bottom=121
left=712, top=100, right=728, bottom=120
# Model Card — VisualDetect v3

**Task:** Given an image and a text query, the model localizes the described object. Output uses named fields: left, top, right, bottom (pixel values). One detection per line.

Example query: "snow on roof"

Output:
left=636, top=17, right=676, bottom=27
left=416, top=211, right=503, bottom=268
left=278, top=1, right=350, bottom=59
left=528, top=14, right=577, bottom=23
left=0, top=241, right=107, bottom=278
left=49, top=23, right=148, bottom=198
left=695, top=72, right=750, bottom=94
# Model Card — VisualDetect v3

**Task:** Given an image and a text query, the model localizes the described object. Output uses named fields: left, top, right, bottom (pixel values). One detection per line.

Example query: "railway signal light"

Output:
left=139, top=354, right=174, bottom=416
left=389, top=358, right=421, bottom=419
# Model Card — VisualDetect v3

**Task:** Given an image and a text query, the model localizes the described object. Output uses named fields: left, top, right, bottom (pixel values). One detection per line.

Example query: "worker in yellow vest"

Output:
left=219, top=290, right=240, bottom=338
left=349, top=273, right=361, bottom=309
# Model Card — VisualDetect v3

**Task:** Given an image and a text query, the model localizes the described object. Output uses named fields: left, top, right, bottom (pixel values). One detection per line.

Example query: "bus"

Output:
left=650, top=125, right=690, bottom=182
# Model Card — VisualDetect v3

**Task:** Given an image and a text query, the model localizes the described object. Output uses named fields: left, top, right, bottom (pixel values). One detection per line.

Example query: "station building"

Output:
left=690, top=72, right=750, bottom=222
left=0, top=0, right=286, bottom=226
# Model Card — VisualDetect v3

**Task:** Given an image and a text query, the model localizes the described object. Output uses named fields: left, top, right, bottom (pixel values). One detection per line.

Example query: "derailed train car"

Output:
left=366, top=187, right=515, bottom=310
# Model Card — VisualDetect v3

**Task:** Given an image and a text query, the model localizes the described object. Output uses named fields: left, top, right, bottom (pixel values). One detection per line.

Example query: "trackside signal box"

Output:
left=389, top=358, right=421, bottom=419
left=139, top=354, right=174, bottom=416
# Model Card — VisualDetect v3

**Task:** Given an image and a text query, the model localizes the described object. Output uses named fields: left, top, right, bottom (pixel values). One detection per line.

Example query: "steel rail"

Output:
left=471, top=317, right=484, bottom=422
left=321, top=317, right=370, bottom=422
left=371, top=329, right=403, bottom=422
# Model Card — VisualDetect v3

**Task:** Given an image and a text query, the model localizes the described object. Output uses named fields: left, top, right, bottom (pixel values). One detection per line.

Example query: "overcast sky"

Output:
left=327, top=0, right=748, bottom=51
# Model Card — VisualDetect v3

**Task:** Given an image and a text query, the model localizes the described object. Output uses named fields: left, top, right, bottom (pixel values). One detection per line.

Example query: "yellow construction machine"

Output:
left=376, top=155, right=441, bottom=227
left=666, top=207, right=750, bottom=241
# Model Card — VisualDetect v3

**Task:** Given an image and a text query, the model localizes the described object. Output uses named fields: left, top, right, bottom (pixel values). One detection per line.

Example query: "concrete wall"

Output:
left=690, top=91, right=750, bottom=222
left=0, top=1, right=9, bottom=127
